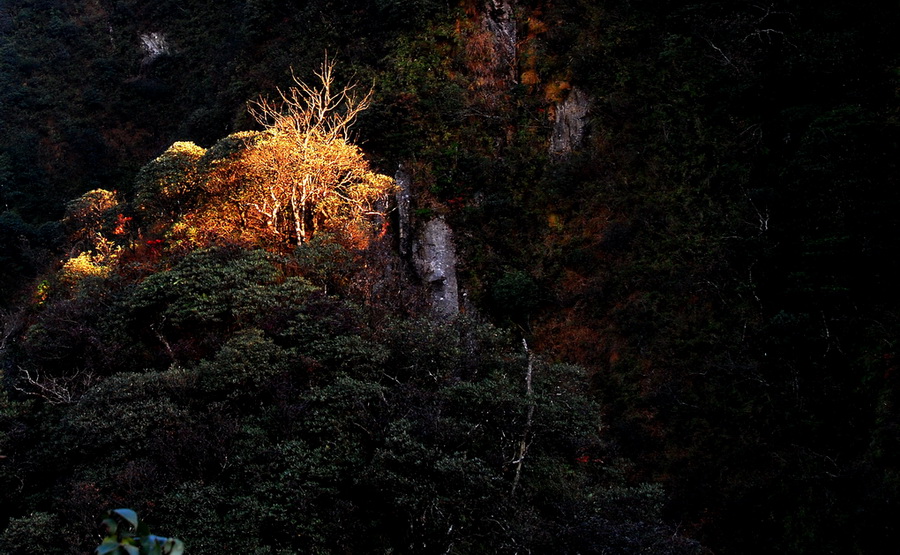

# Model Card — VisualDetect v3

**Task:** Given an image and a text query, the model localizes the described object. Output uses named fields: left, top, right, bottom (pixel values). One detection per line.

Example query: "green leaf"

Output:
left=101, top=518, right=118, bottom=535
left=111, top=508, right=139, bottom=529
left=163, top=537, right=185, bottom=555
left=136, top=522, right=151, bottom=537
left=95, top=541, right=121, bottom=555
left=141, top=535, right=163, bottom=555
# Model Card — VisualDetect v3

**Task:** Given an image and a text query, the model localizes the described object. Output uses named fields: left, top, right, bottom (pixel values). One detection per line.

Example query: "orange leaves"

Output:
left=139, top=128, right=392, bottom=251
left=129, top=59, right=392, bottom=252
left=239, top=58, right=394, bottom=247
left=113, top=214, right=132, bottom=236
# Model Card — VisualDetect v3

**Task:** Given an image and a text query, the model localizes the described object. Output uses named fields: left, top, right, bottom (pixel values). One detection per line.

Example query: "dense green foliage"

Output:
left=1, top=0, right=899, bottom=553
left=1, top=241, right=700, bottom=553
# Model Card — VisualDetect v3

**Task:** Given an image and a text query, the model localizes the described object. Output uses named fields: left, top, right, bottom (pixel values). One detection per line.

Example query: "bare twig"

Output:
left=510, top=338, right=535, bottom=496
left=12, top=366, right=97, bottom=405
left=244, top=56, right=390, bottom=245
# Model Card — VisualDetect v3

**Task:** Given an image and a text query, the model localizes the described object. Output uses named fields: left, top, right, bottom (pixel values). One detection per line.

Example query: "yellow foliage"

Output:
left=60, top=253, right=109, bottom=283
left=168, top=141, right=206, bottom=158
left=520, top=69, right=540, bottom=86
left=544, top=79, right=572, bottom=104
left=132, top=59, right=393, bottom=251
left=63, top=189, right=122, bottom=248
left=33, top=280, right=50, bottom=306
left=58, top=236, right=121, bottom=286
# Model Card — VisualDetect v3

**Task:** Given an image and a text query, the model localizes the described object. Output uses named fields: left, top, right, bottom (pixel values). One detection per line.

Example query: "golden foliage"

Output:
left=63, top=189, right=122, bottom=248
left=59, top=252, right=110, bottom=283
left=242, top=57, right=393, bottom=246
left=137, top=59, right=394, bottom=250
left=58, top=236, right=121, bottom=286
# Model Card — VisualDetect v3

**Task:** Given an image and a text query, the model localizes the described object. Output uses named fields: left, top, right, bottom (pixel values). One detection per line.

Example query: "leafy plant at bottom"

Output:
left=96, top=508, right=184, bottom=555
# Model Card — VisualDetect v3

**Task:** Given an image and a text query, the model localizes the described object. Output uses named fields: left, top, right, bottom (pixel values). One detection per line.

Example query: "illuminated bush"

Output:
left=134, top=142, right=207, bottom=229
left=131, top=62, right=393, bottom=251
left=63, top=189, right=123, bottom=249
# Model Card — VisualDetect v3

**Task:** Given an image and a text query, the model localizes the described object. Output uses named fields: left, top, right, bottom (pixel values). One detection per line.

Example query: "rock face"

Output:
left=394, top=165, right=412, bottom=258
left=139, top=32, right=169, bottom=65
left=412, top=218, right=460, bottom=320
left=550, top=87, right=591, bottom=156
left=395, top=166, right=460, bottom=319
left=483, top=0, right=517, bottom=83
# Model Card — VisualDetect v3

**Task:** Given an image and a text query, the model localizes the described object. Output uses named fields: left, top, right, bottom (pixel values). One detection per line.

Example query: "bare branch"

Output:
left=242, top=56, right=391, bottom=246
left=12, top=366, right=98, bottom=405
left=702, top=36, right=741, bottom=72
left=510, top=338, right=535, bottom=496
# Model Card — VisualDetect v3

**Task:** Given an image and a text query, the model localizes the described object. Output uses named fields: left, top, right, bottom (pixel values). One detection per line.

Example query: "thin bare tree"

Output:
left=245, top=56, right=390, bottom=245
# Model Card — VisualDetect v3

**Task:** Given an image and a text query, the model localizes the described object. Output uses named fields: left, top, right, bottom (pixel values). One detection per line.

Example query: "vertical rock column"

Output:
left=397, top=165, right=460, bottom=320
left=413, top=218, right=460, bottom=320
left=394, top=165, right=412, bottom=258
left=549, top=87, right=591, bottom=156
left=483, top=0, right=518, bottom=84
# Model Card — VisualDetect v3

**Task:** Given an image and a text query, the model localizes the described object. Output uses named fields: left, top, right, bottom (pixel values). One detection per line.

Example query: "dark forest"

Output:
left=1, top=1, right=898, bottom=553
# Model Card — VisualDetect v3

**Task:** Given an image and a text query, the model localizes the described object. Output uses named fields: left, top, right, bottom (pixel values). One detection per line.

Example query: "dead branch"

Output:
left=12, top=366, right=98, bottom=405
left=510, top=338, right=535, bottom=496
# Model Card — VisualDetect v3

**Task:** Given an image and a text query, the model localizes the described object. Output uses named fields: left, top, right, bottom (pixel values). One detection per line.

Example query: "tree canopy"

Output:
left=0, top=1, right=898, bottom=553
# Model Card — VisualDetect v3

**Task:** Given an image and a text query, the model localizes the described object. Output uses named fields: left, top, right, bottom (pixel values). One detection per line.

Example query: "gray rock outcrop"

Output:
left=550, top=87, right=591, bottom=156
left=412, top=218, right=459, bottom=320
left=394, top=165, right=412, bottom=258
left=139, top=32, right=169, bottom=65
left=483, top=0, right=517, bottom=83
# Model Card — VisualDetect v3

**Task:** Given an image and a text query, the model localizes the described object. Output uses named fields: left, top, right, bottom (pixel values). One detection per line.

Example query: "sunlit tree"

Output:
left=244, top=57, right=393, bottom=245
left=131, top=60, right=394, bottom=250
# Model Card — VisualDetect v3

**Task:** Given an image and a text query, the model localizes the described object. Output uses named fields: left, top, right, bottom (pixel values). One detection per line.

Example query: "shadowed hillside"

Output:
left=2, top=1, right=899, bottom=553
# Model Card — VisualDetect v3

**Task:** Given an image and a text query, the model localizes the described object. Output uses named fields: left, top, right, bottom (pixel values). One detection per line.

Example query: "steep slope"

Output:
left=0, top=147, right=702, bottom=552
left=1, top=1, right=899, bottom=553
